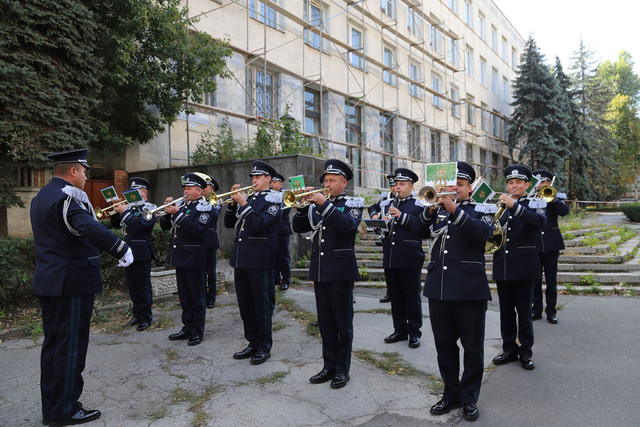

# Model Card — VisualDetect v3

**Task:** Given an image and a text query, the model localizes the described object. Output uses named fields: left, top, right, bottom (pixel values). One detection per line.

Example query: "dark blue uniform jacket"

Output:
left=204, top=201, right=221, bottom=249
left=160, top=198, right=213, bottom=269
left=492, top=197, right=547, bottom=281
left=292, top=194, right=363, bottom=283
left=224, top=190, right=282, bottom=270
left=536, top=195, right=569, bottom=253
left=31, top=177, right=130, bottom=297
left=382, top=196, right=424, bottom=270
left=110, top=201, right=157, bottom=262
left=367, top=191, right=392, bottom=218
left=412, top=200, right=494, bottom=301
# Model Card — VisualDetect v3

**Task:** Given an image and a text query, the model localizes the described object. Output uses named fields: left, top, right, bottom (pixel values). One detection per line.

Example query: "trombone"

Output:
left=417, top=185, right=457, bottom=207
left=142, top=196, right=186, bottom=221
left=206, top=185, right=254, bottom=205
left=95, top=199, right=128, bottom=219
left=282, top=188, right=330, bottom=208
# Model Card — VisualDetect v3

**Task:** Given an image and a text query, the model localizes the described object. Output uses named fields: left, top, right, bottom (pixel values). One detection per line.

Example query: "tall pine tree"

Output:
left=507, top=37, right=570, bottom=180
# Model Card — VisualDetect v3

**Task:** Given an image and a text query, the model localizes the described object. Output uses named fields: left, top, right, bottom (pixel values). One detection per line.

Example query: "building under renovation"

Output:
left=127, top=0, right=525, bottom=189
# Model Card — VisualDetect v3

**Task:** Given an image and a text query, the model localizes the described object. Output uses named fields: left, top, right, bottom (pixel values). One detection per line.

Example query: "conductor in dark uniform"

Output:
left=292, top=159, right=363, bottom=389
left=270, top=173, right=292, bottom=291
left=411, top=161, right=494, bottom=421
left=31, top=148, right=132, bottom=426
left=225, top=160, right=282, bottom=365
left=532, top=169, right=569, bottom=324
left=111, top=177, right=156, bottom=331
left=195, top=172, right=221, bottom=309
left=379, top=168, right=424, bottom=349
left=161, top=173, right=213, bottom=346
left=492, top=165, right=547, bottom=371
left=368, top=174, right=396, bottom=302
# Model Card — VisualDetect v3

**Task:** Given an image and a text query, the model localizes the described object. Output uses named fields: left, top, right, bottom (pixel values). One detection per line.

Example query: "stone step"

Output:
left=351, top=260, right=640, bottom=272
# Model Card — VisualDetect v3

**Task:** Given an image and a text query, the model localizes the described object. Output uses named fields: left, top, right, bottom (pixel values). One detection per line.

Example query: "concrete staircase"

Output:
left=291, top=221, right=640, bottom=288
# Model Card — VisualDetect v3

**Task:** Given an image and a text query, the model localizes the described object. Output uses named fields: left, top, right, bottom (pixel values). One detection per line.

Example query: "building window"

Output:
left=466, top=142, right=474, bottom=163
left=501, top=36, right=508, bottom=61
left=408, top=122, right=421, bottom=160
left=491, top=25, right=497, bottom=51
left=380, top=113, right=394, bottom=186
left=450, top=85, right=460, bottom=118
left=345, top=102, right=362, bottom=186
left=512, top=47, right=518, bottom=69
left=203, top=90, right=215, bottom=107
left=481, top=102, right=489, bottom=132
left=350, top=27, right=364, bottom=69
left=492, top=152, right=500, bottom=177
left=448, top=37, right=459, bottom=66
left=448, top=0, right=458, bottom=14
left=247, top=67, right=275, bottom=117
left=478, top=12, right=485, bottom=40
left=492, top=110, right=501, bottom=138
left=467, top=94, right=475, bottom=125
left=449, top=136, right=458, bottom=161
left=431, top=131, right=442, bottom=162
left=406, top=6, right=423, bottom=37
left=380, top=0, right=395, bottom=19
left=383, top=46, right=396, bottom=86
left=479, top=57, right=486, bottom=86
left=430, top=25, right=443, bottom=54
left=432, top=75, right=442, bottom=108
left=503, top=77, right=509, bottom=102
left=304, top=0, right=323, bottom=50
left=465, top=46, right=474, bottom=77
left=464, top=0, right=473, bottom=27
left=479, top=147, right=487, bottom=170
left=410, top=62, right=422, bottom=98
left=249, top=0, right=277, bottom=28
left=491, top=67, right=499, bottom=95
left=304, top=88, right=322, bottom=152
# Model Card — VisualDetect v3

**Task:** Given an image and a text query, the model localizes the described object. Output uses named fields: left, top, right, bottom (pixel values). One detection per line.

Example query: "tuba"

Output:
left=485, top=203, right=507, bottom=254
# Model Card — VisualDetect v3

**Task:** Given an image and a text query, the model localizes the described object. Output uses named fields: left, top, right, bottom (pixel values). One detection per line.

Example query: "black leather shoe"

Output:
left=492, top=352, right=518, bottom=365
left=463, top=403, right=479, bottom=421
left=330, top=373, right=350, bottom=389
left=384, top=332, right=408, bottom=343
left=547, top=315, right=558, bottom=324
left=309, top=369, right=335, bottom=384
left=520, top=356, right=535, bottom=370
left=250, top=350, right=270, bottom=365
left=123, top=317, right=140, bottom=327
left=206, top=301, right=215, bottom=309
left=408, top=336, right=420, bottom=348
left=233, top=346, right=256, bottom=359
left=136, top=320, right=151, bottom=331
left=532, top=313, right=543, bottom=321
left=188, top=335, right=202, bottom=346
left=169, top=331, right=191, bottom=341
left=379, top=294, right=391, bottom=303
left=279, top=282, right=289, bottom=291
left=429, top=399, right=461, bottom=415
left=49, top=408, right=101, bottom=426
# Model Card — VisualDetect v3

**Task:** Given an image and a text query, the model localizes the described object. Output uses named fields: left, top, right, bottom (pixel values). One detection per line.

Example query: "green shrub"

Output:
left=151, top=225, right=172, bottom=267
left=621, top=203, right=640, bottom=222
left=0, top=237, right=36, bottom=308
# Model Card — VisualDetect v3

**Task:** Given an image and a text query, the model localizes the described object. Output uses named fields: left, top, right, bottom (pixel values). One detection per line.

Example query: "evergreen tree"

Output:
left=507, top=37, right=570, bottom=180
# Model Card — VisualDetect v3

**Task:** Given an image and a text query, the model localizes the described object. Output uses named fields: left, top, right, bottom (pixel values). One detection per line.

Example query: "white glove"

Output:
left=118, top=248, right=134, bottom=267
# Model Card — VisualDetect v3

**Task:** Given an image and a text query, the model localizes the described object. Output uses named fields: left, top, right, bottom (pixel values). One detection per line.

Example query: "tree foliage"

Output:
left=192, top=116, right=238, bottom=165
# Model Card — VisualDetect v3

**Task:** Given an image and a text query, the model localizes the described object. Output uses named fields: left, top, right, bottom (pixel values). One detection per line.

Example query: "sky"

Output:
left=492, top=0, right=640, bottom=75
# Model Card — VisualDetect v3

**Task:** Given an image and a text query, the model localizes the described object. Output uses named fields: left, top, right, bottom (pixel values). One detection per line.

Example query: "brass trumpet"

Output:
left=142, top=196, right=186, bottom=221
left=417, top=185, right=457, bottom=207
left=206, top=186, right=254, bottom=205
left=95, top=199, right=128, bottom=219
left=282, top=188, right=330, bottom=208
left=485, top=203, right=507, bottom=253
left=537, top=185, right=557, bottom=203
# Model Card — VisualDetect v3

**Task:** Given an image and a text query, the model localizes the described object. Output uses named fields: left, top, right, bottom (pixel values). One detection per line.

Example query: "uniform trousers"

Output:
left=428, top=299, right=487, bottom=404
left=39, top=295, right=94, bottom=421
left=175, top=268, right=206, bottom=338
left=125, top=261, right=152, bottom=322
left=274, top=232, right=291, bottom=286
left=384, top=268, right=422, bottom=337
left=235, top=268, right=273, bottom=352
left=205, top=248, right=218, bottom=305
left=533, top=251, right=559, bottom=317
left=496, top=280, right=534, bottom=358
left=314, top=281, right=354, bottom=375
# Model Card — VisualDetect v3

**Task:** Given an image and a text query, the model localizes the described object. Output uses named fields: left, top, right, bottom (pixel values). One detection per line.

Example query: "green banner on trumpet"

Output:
left=526, top=176, right=539, bottom=195
left=471, top=181, right=495, bottom=204
left=123, top=189, right=143, bottom=205
left=289, top=175, right=305, bottom=193
left=425, top=162, right=457, bottom=188
left=100, top=186, right=119, bottom=203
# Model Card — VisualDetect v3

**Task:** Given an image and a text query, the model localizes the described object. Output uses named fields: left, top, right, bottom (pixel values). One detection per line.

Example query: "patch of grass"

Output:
left=148, top=408, right=168, bottom=420
left=358, top=265, right=370, bottom=280
left=256, top=370, right=289, bottom=384
left=276, top=293, right=319, bottom=337
left=294, top=250, right=310, bottom=268
left=355, top=308, right=392, bottom=315
left=166, top=349, right=179, bottom=361
left=563, top=232, right=575, bottom=240
left=563, top=283, right=579, bottom=295
left=353, top=349, right=422, bottom=376
left=556, top=304, right=564, bottom=311
left=171, top=385, right=219, bottom=427
left=579, top=274, right=598, bottom=287
left=136, top=382, right=145, bottom=390
left=584, top=284, right=603, bottom=295
left=272, top=321, right=288, bottom=332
